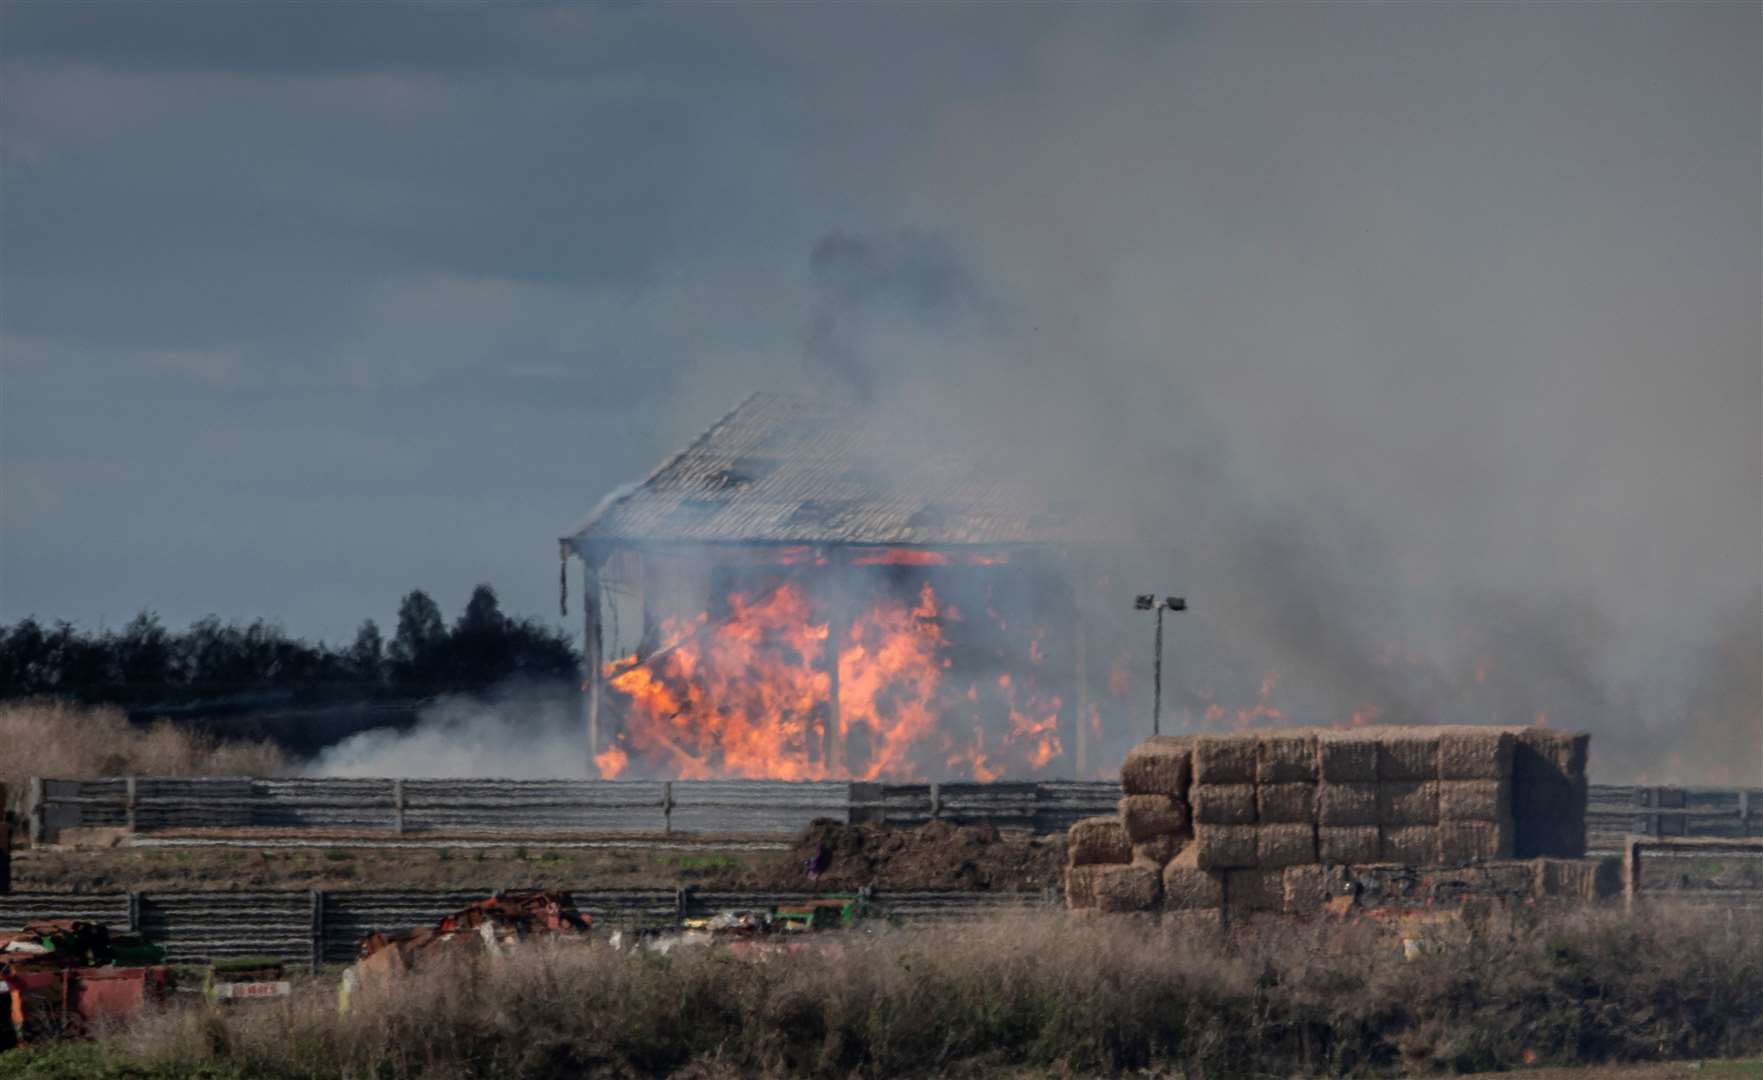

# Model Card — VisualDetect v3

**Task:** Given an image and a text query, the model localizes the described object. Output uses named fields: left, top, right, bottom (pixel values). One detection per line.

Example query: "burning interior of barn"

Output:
left=561, top=393, right=1139, bottom=783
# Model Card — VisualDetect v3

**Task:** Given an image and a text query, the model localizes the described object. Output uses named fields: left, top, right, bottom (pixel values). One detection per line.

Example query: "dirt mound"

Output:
left=776, top=819, right=1063, bottom=891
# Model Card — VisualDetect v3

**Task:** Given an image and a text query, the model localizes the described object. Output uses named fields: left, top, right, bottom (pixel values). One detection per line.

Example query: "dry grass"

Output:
left=66, top=904, right=1763, bottom=1079
left=0, top=699, right=285, bottom=818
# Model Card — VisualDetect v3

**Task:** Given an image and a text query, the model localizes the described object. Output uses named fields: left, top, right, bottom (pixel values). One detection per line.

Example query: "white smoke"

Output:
left=309, top=689, right=584, bottom=779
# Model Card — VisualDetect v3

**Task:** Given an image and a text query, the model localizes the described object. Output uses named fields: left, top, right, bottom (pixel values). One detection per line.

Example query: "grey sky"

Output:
left=2, top=3, right=1757, bottom=771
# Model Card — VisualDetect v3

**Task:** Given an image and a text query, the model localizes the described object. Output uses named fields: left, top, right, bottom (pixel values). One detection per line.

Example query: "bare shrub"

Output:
left=0, top=698, right=285, bottom=818
left=94, top=904, right=1763, bottom=1078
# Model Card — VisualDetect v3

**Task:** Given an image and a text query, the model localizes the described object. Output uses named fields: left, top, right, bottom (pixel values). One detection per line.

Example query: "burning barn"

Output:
left=560, top=393, right=1137, bottom=783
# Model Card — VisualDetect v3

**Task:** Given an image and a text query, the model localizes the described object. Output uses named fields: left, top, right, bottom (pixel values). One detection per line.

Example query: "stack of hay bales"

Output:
left=1065, top=736, right=1192, bottom=914
left=1066, top=724, right=1592, bottom=920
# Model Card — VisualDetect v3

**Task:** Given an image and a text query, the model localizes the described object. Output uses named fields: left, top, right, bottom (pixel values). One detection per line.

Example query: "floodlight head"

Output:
left=1134, top=594, right=1155, bottom=610
left=1165, top=597, right=1187, bottom=611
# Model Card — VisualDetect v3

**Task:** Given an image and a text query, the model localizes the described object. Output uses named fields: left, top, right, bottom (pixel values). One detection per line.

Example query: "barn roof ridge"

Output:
left=566, top=391, right=1120, bottom=549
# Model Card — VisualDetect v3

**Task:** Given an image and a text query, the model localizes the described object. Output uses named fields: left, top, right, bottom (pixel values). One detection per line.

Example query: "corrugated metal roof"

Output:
left=568, top=393, right=1106, bottom=547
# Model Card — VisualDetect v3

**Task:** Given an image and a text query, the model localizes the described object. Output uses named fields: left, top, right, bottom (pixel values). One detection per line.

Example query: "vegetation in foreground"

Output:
left=2, top=905, right=1760, bottom=1079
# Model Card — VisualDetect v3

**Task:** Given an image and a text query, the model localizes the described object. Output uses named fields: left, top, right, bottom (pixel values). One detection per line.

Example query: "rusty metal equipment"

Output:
left=0, top=921, right=171, bottom=1050
left=340, top=890, right=591, bottom=1012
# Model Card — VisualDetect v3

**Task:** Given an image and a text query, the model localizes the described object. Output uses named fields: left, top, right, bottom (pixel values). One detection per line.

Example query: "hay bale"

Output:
left=1376, top=729, right=1441, bottom=781
left=1257, top=731, right=1319, bottom=784
left=1438, top=727, right=1516, bottom=781
left=1438, top=779, right=1512, bottom=822
left=1437, top=819, right=1515, bottom=863
left=1318, top=825, right=1380, bottom=865
left=1282, top=864, right=1330, bottom=914
left=1133, top=834, right=1186, bottom=868
left=1191, top=783, right=1257, bottom=825
left=1193, top=824, right=1259, bottom=870
left=1257, top=782, right=1317, bottom=823
left=1535, top=856, right=1621, bottom=902
left=1317, top=783, right=1379, bottom=826
left=1377, top=780, right=1439, bottom=825
left=1120, top=736, right=1192, bottom=796
left=1119, top=794, right=1189, bottom=841
left=1193, top=734, right=1258, bottom=784
left=1162, top=907, right=1225, bottom=936
left=1161, top=846, right=1227, bottom=910
left=1379, top=825, right=1439, bottom=866
left=1065, top=864, right=1103, bottom=909
left=1258, top=823, right=1317, bottom=869
left=1225, top=868, right=1284, bottom=914
left=1093, top=862, right=1162, bottom=913
left=1513, top=728, right=1590, bottom=784
left=1512, top=777, right=1588, bottom=858
left=1318, top=731, right=1379, bottom=782
left=1067, top=816, right=1132, bottom=866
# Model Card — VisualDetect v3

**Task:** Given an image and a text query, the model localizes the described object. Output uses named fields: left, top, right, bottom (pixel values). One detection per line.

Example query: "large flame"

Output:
left=600, top=576, right=1064, bottom=781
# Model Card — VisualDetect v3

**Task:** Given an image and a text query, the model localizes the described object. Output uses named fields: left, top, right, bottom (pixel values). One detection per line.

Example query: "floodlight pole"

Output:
left=1135, top=595, right=1187, bottom=737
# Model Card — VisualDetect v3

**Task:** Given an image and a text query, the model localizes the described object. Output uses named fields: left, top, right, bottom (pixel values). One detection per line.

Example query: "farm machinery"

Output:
left=339, top=890, right=593, bottom=1011
left=0, top=920, right=171, bottom=1050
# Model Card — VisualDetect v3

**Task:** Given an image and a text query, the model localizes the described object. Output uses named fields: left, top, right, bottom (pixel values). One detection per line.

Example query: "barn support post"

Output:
left=309, top=889, right=325, bottom=975
left=28, top=778, right=44, bottom=848
left=125, top=777, right=138, bottom=833
left=582, top=553, right=605, bottom=772
left=1073, top=602, right=1088, bottom=780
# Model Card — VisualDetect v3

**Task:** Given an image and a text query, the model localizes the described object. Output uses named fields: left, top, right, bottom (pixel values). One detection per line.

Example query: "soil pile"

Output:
left=779, top=818, right=1063, bottom=891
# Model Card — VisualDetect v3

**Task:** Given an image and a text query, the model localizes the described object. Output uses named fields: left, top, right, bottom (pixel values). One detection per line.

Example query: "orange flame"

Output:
left=602, top=578, right=1067, bottom=781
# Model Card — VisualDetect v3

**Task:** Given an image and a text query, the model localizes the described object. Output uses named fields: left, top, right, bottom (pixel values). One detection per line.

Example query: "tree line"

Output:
left=0, top=585, right=579, bottom=706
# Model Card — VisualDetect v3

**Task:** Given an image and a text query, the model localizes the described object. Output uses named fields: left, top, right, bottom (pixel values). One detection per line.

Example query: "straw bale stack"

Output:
left=1439, top=820, right=1514, bottom=863
left=1380, top=825, right=1439, bottom=865
left=1093, top=862, right=1162, bottom=913
left=1281, top=864, right=1330, bottom=914
left=1318, top=731, right=1379, bottom=782
left=1257, top=731, right=1319, bottom=784
left=1119, top=794, right=1189, bottom=842
left=1191, top=783, right=1256, bottom=825
left=1065, top=864, right=1104, bottom=909
left=1317, top=783, right=1378, bottom=826
left=1439, top=727, right=1515, bottom=780
left=1225, top=868, right=1283, bottom=915
left=1377, top=729, right=1441, bottom=781
left=1120, top=736, right=1192, bottom=797
left=1257, top=783, right=1317, bottom=823
left=1163, top=907, right=1226, bottom=935
left=1069, top=723, right=1594, bottom=918
left=1258, top=824, right=1317, bottom=869
left=1438, top=779, right=1512, bottom=821
left=1318, top=825, right=1379, bottom=864
left=1534, top=856, right=1619, bottom=901
left=1512, top=728, right=1590, bottom=858
left=1193, top=824, right=1259, bottom=870
left=1161, top=846, right=1226, bottom=910
left=1067, top=816, right=1132, bottom=866
left=1377, top=780, right=1439, bottom=826
left=1132, top=834, right=1185, bottom=867
left=1192, top=735, right=1258, bottom=784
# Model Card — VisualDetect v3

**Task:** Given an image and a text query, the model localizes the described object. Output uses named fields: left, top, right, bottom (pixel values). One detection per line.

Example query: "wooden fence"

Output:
left=26, top=777, right=1119, bottom=843
left=26, top=778, right=1762, bottom=852
left=1587, top=784, right=1763, bottom=854
left=1622, top=836, right=1763, bottom=909
left=0, top=887, right=1053, bottom=970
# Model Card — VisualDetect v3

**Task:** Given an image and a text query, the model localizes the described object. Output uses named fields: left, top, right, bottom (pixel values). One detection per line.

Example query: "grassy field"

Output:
left=0, top=905, right=1759, bottom=1079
